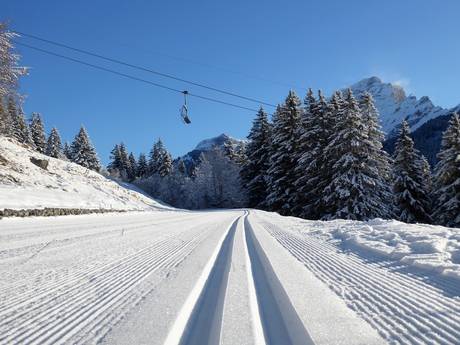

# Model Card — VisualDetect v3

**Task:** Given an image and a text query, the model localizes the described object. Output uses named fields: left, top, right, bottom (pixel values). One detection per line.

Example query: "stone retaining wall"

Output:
left=0, top=208, right=132, bottom=219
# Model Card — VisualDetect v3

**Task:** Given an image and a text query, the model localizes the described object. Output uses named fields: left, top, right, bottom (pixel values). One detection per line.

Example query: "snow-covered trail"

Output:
left=254, top=212, right=460, bottom=345
left=155, top=211, right=382, bottom=345
left=0, top=211, right=239, bottom=344
left=2, top=209, right=458, bottom=344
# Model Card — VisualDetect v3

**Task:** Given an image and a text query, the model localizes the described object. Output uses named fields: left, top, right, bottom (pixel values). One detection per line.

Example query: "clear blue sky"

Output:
left=4, top=0, right=460, bottom=164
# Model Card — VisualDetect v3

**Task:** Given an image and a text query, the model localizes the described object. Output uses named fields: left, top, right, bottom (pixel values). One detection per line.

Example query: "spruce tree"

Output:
left=118, top=142, right=131, bottom=179
left=177, top=159, right=187, bottom=175
left=265, top=91, right=302, bottom=215
left=177, top=158, right=187, bottom=175
left=240, top=107, right=272, bottom=208
left=149, top=139, right=162, bottom=175
left=393, top=120, right=432, bottom=223
left=223, top=141, right=236, bottom=159
left=432, top=113, right=460, bottom=227
left=108, top=144, right=122, bottom=173
left=128, top=152, right=137, bottom=181
left=0, top=98, right=12, bottom=136
left=420, top=156, right=433, bottom=193
left=8, top=97, right=29, bottom=143
left=149, top=139, right=172, bottom=177
left=137, top=153, right=148, bottom=178
left=46, top=127, right=63, bottom=158
left=359, top=91, right=394, bottom=211
left=322, top=89, right=392, bottom=221
left=63, top=142, right=72, bottom=160
left=29, top=113, right=47, bottom=153
left=292, top=89, right=335, bottom=218
left=158, top=144, right=173, bottom=177
left=70, top=126, right=101, bottom=171
left=224, top=142, right=246, bottom=166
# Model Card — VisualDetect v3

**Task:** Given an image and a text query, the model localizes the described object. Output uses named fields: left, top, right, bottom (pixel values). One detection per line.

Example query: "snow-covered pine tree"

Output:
left=108, top=144, right=122, bottom=173
left=290, top=88, right=315, bottom=216
left=137, top=153, right=148, bottom=178
left=322, top=89, right=392, bottom=221
left=148, top=139, right=161, bottom=175
left=177, top=158, right=187, bottom=175
left=392, top=120, right=432, bottom=223
left=420, top=156, right=433, bottom=193
left=432, top=113, right=460, bottom=227
left=292, top=89, right=336, bottom=219
left=0, top=98, right=12, bottom=136
left=63, top=142, right=72, bottom=160
left=45, top=127, right=63, bottom=158
left=128, top=153, right=137, bottom=181
left=70, top=126, right=101, bottom=172
left=8, top=97, right=29, bottom=143
left=240, top=107, right=272, bottom=208
left=223, top=141, right=236, bottom=160
left=359, top=91, right=394, bottom=212
left=29, top=113, right=47, bottom=153
left=118, top=143, right=131, bottom=180
left=158, top=143, right=173, bottom=177
left=149, top=139, right=172, bottom=177
left=0, top=23, right=27, bottom=100
left=265, top=91, right=302, bottom=215
left=224, top=141, right=247, bottom=166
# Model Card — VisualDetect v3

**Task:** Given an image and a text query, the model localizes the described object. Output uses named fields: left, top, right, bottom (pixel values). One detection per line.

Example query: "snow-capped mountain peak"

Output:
left=194, top=133, right=240, bottom=151
left=179, top=133, right=246, bottom=167
left=348, top=76, right=449, bottom=136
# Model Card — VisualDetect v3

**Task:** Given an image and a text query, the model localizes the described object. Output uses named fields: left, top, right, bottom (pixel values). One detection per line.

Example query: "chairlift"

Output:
left=180, top=90, right=192, bottom=124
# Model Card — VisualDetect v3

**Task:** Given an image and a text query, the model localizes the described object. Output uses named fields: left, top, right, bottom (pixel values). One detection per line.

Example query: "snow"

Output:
left=194, top=133, right=243, bottom=151
left=349, top=76, right=449, bottom=136
left=255, top=211, right=460, bottom=344
left=326, top=219, right=460, bottom=282
left=267, top=213, right=460, bottom=282
left=0, top=137, right=170, bottom=211
left=4, top=208, right=460, bottom=344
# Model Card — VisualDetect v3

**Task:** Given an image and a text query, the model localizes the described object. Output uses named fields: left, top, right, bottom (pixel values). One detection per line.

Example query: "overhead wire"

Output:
left=14, top=41, right=263, bottom=114
left=13, top=30, right=277, bottom=108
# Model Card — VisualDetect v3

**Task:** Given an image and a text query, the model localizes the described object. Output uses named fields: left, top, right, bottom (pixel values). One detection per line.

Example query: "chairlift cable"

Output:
left=13, top=30, right=277, bottom=108
left=15, top=41, right=262, bottom=114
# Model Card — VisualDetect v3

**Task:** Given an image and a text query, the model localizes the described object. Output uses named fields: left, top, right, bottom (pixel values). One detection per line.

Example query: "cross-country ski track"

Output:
left=1, top=210, right=459, bottom=344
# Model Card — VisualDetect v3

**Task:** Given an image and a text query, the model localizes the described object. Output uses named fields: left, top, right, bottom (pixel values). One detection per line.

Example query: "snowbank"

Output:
left=0, top=136, right=171, bottom=211
left=262, top=212, right=460, bottom=282
left=317, top=219, right=460, bottom=281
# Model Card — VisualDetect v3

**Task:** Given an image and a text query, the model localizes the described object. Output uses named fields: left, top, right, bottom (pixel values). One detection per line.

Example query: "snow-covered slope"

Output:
left=0, top=136, right=170, bottom=211
left=349, top=76, right=452, bottom=136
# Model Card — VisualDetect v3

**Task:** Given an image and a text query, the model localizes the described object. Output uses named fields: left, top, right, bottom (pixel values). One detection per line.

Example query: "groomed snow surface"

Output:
left=1, top=209, right=460, bottom=344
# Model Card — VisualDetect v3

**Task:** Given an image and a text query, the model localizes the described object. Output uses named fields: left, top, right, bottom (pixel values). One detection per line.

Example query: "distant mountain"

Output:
left=384, top=113, right=452, bottom=167
left=348, top=76, right=452, bottom=137
left=348, top=76, right=460, bottom=166
left=178, top=133, right=246, bottom=174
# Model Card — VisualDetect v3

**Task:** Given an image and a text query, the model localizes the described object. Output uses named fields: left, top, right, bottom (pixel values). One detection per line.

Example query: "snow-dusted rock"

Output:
left=348, top=76, right=452, bottom=137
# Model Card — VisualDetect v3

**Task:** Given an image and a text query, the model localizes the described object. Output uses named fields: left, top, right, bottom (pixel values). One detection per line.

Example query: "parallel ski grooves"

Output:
left=0, top=219, right=215, bottom=345
left=178, top=217, right=239, bottom=345
left=0, top=215, right=202, bottom=312
left=260, top=219, right=460, bottom=345
left=244, top=216, right=313, bottom=345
